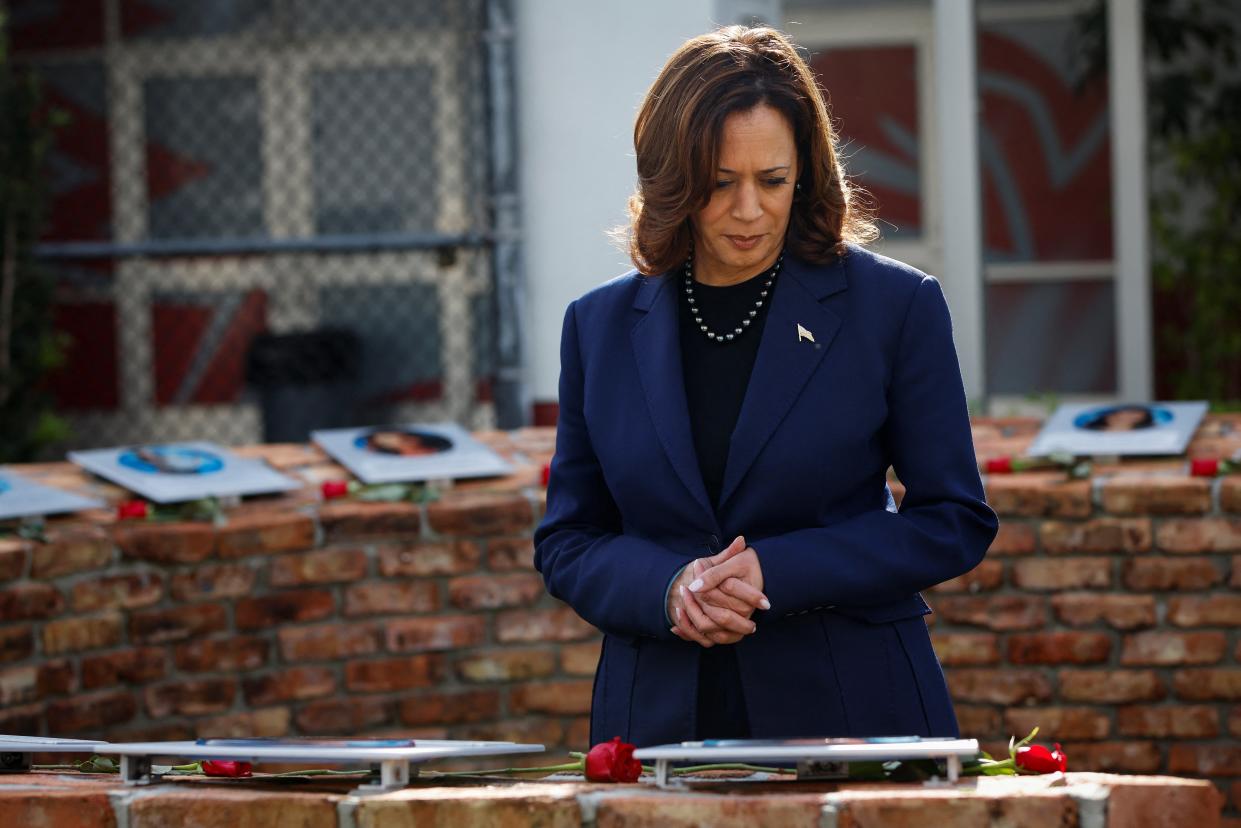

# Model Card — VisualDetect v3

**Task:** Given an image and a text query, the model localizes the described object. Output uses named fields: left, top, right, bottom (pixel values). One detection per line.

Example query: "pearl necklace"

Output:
left=683, top=252, right=782, bottom=343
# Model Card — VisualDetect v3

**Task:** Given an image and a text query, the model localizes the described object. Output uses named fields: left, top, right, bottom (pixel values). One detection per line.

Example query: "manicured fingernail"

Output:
left=675, top=607, right=681, bottom=620
left=750, top=623, right=757, bottom=633
left=760, top=598, right=771, bottom=610
left=688, top=579, right=703, bottom=592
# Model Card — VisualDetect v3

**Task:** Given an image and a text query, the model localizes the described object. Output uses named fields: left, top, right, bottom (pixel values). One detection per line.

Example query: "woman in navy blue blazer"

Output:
left=534, top=26, right=998, bottom=748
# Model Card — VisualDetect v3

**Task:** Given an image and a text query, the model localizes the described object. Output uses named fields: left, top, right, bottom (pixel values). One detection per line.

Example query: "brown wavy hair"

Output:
left=625, top=26, right=877, bottom=276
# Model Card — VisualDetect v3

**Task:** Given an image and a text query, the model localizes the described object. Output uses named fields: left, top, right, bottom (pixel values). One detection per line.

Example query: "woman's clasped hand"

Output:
left=667, top=535, right=772, bottom=647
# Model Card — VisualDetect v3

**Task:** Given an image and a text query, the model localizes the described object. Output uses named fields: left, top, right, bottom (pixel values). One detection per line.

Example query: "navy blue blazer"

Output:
left=534, top=245, right=998, bottom=747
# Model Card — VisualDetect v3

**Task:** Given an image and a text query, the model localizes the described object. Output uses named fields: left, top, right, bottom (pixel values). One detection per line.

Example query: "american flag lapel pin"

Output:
left=797, top=323, right=815, bottom=343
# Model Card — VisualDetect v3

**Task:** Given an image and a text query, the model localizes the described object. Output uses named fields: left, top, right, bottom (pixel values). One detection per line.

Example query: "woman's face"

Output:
left=690, top=104, right=798, bottom=286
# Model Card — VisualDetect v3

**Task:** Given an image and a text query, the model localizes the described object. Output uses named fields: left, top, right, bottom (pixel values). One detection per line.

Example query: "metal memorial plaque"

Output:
left=1026, top=401, right=1208, bottom=458
left=0, top=472, right=105, bottom=520
left=313, top=421, right=513, bottom=484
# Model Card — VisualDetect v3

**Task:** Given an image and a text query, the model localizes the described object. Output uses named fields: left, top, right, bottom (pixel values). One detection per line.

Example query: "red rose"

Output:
left=321, top=480, right=349, bottom=500
left=584, top=737, right=642, bottom=783
left=1190, top=458, right=1220, bottom=477
left=985, top=457, right=1013, bottom=474
left=116, top=500, right=148, bottom=520
left=541, top=463, right=551, bottom=487
left=201, top=760, right=252, bottom=777
left=1015, top=743, right=1066, bottom=773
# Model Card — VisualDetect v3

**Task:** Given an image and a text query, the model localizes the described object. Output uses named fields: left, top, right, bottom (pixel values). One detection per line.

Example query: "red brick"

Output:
left=45, top=689, right=137, bottom=734
left=1122, top=557, right=1223, bottom=591
left=235, top=589, right=335, bottom=630
left=1168, top=595, right=1241, bottom=627
left=1011, top=558, right=1111, bottom=590
left=955, top=704, right=1001, bottom=736
left=0, top=665, right=38, bottom=706
left=39, top=659, right=75, bottom=698
left=145, top=677, right=237, bottom=717
left=1106, top=775, right=1227, bottom=828
left=1223, top=477, right=1241, bottom=513
left=945, top=669, right=1053, bottom=705
left=30, top=527, right=113, bottom=578
left=0, top=702, right=41, bottom=735
left=929, top=560, right=1003, bottom=593
left=1232, top=556, right=1241, bottom=588
left=1059, top=670, right=1165, bottom=703
left=566, top=717, right=591, bottom=748
left=985, top=477, right=1091, bottom=518
left=1004, top=706, right=1110, bottom=740
left=801, top=794, right=991, bottom=828
left=1156, top=517, right=1241, bottom=552
left=320, top=500, right=421, bottom=541
left=295, top=697, right=392, bottom=734
left=0, top=791, right=117, bottom=828
left=0, top=626, right=32, bottom=663
left=72, top=571, right=164, bottom=611
left=1169, top=744, right=1241, bottom=776
left=243, top=666, right=336, bottom=705
left=496, top=606, right=597, bottom=643
left=449, top=573, right=546, bottom=609
left=456, top=718, right=565, bottom=746
left=1121, top=631, right=1227, bottom=665
left=279, top=622, right=382, bottom=661
left=0, top=582, right=63, bottom=620
left=109, top=722, right=193, bottom=743
left=270, top=548, right=367, bottom=586
left=127, top=791, right=337, bottom=827
left=560, top=641, right=602, bottom=675
left=216, top=511, right=314, bottom=558
left=41, top=613, right=123, bottom=655
left=1231, top=706, right=1241, bottom=738
left=426, top=491, right=533, bottom=536
left=173, top=636, right=268, bottom=672
left=354, top=787, right=580, bottom=827
left=1066, top=740, right=1162, bottom=773
left=385, top=615, right=487, bottom=652
left=129, top=603, right=227, bottom=643
left=931, top=595, right=1047, bottom=630
left=399, top=689, right=501, bottom=726
left=1007, top=632, right=1111, bottom=664
left=930, top=633, right=999, bottom=665
left=1050, top=593, right=1155, bottom=629
left=1101, top=477, right=1211, bottom=515
left=377, top=540, right=480, bottom=576
left=345, top=654, right=444, bottom=692
left=1039, top=517, right=1151, bottom=554
left=0, top=538, right=28, bottom=580
left=169, top=563, right=256, bottom=602
left=509, top=680, right=593, bottom=715
left=343, top=580, right=440, bottom=616
left=196, top=706, right=290, bottom=739
left=487, top=537, right=536, bottom=570
left=456, top=648, right=557, bottom=682
left=81, top=648, right=166, bottom=689
left=984, top=522, right=1037, bottom=556
left=1174, top=669, right=1241, bottom=700
left=115, top=521, right=216, bottom=563
left=1117, top=705, right=1219, bottom=738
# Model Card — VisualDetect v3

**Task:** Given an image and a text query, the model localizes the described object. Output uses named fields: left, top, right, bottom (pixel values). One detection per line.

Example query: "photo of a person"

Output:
left=358, top=428, right=453, bottom=457
left=120, top=445, right=225, bottom=475
left=1076, top=404, right=1157, bottom=431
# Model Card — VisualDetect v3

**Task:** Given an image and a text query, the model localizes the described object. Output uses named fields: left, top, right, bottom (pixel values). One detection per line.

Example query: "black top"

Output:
left=676, top=262, right=776, bottom=740
left=677, top=268, right=772, bottom=510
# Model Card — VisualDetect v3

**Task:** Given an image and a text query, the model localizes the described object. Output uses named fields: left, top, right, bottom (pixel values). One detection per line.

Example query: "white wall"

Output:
left=516, top=1, right=780, bottom=410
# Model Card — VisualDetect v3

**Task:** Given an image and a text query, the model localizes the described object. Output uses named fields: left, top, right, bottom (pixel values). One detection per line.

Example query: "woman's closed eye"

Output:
left=714, top=177, right=789, bottom=189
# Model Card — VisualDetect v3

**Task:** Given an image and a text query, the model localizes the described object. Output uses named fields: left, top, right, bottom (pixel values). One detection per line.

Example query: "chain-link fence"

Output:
left=11, top=0, right=517, bottom=452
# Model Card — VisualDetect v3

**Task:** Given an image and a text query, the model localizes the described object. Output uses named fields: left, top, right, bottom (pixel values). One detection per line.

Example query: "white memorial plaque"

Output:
left=313, top=422, right=513, bottom=484
left=635, top=737, right=980, bottom=787
left=68, top=442, right=301, bottom=504
left=1026, top=401, right=1208, bottom=457
left=0, top=471, right=105, bottom=520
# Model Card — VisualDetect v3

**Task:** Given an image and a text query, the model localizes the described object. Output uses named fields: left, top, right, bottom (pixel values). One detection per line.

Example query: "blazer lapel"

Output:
left=630, top=274, right=719, bottom=530
left=717, top=254, right=848, bottom=508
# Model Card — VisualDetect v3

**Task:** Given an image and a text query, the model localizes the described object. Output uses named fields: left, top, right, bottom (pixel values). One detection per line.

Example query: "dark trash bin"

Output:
left=245, top=329, right=361, bottom=443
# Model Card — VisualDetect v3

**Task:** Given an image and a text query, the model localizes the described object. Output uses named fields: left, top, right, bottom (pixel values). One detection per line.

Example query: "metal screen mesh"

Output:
left=12, top=0, right=505, bottom=450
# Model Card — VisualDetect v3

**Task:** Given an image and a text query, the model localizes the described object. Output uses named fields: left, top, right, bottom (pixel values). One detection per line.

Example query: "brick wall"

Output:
left=1, top=418, right=1240, bottom=817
